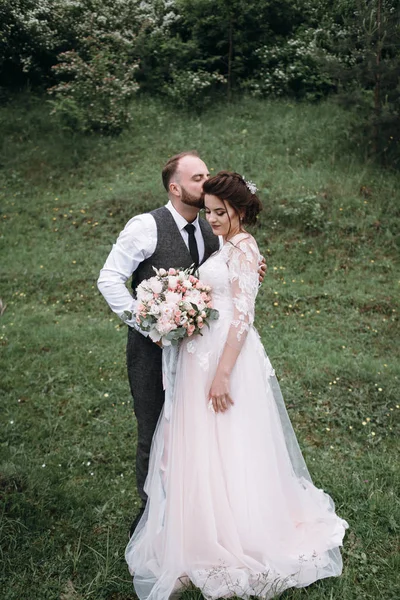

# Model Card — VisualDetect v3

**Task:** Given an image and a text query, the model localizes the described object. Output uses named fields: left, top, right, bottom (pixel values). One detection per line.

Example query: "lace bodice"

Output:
left=198, top=234, right=260, bottom=350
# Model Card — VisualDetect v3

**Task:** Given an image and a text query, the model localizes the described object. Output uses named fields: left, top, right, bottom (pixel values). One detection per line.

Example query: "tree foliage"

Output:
left=0, top=0, right=399, bottom=164
left=308, top=0, right=400, bottom=165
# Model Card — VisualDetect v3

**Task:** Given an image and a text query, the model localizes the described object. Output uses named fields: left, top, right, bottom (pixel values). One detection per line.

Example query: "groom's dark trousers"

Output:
left=127, top=330, right=163, bottom=504
left=126, top=206, right=219, bottom=503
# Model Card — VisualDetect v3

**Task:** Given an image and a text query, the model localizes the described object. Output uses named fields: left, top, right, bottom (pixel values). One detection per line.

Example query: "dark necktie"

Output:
left=184, top=223, right=200, bottom=268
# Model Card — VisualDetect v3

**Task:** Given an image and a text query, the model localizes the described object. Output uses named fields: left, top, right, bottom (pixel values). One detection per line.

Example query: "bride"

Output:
left=125, top=171, right=348, bottom=600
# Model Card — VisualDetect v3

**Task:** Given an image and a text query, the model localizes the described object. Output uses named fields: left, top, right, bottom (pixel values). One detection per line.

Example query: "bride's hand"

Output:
left=208, top=373, right=234, bottom=413
left=258, top=255, right=267, bottom=284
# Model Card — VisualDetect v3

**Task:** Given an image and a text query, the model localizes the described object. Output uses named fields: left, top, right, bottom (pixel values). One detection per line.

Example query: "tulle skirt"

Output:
left=125, top=322, right=348, bottom=600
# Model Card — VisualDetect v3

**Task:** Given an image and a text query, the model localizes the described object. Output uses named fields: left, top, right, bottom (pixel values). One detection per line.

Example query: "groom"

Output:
left=97, top=151, right=220, bottom=534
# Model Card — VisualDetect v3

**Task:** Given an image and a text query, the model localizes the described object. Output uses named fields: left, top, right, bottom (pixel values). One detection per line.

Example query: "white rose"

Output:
left=136, top=287, right=153, bottom=303
left=182, top=280, right=192, bottom=289
left=168, top=276, right=178, bottom=290
left=187, top=289, right=201, bottom=301
left=148, top=303, right=161, bottom=316
left=159, top=303, right=174, bottom=319
left=156, top=319, right=177, bottom=335
left=148, top=276, right=163, bottom=294
left=165, top=291, right=181, bottom=306
left=158, top=268, right=167, bottom=276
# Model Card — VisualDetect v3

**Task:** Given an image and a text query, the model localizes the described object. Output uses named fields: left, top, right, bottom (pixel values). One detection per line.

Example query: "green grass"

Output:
left=1, top=93, right=399, bottom=600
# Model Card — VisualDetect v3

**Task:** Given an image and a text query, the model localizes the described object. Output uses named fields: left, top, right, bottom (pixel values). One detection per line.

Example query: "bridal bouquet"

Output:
left=134, top=267, right=219, bottom=346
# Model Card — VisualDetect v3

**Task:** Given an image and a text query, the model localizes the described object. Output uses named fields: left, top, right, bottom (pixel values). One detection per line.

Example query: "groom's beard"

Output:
left=180, top=186, right=204, bottom=209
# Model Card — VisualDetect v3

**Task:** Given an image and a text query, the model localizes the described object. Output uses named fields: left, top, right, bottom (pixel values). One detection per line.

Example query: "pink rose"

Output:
left=168, top=268, right=177, bottom=275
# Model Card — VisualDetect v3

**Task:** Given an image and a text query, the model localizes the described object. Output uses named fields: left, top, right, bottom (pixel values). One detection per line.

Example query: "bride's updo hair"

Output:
left=202, top=171, right=262, bottom=226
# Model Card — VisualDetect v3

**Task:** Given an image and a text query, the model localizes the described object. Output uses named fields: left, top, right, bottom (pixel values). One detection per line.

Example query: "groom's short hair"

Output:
left=162, top=150, right=199, bottom=192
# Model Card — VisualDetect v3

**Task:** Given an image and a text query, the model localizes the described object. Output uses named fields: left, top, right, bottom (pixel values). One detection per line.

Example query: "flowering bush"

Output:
left=133, top=267, right=219, bottom=346
left=48, top=37, right=138, bottom=133
left=164, top=69, right=227, bottom=109
left=245, top=34, right=336, bottom=100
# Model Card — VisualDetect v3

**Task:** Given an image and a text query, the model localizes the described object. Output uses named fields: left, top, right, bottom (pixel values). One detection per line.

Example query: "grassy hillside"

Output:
left=1, top=94, right=399, bottom=600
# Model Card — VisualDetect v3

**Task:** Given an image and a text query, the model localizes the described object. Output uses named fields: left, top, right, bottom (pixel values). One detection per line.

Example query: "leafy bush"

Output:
left=48, top=37, right=138, bottom=134
left=277, top=195, right=326, bottom=233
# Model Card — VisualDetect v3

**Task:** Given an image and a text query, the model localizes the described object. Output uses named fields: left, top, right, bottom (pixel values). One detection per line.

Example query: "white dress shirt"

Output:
left=97, top=201, right=221, bottom=331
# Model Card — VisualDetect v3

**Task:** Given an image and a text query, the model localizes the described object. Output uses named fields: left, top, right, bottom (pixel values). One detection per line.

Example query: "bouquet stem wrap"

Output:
left=162, top=344, right=179, bottom=421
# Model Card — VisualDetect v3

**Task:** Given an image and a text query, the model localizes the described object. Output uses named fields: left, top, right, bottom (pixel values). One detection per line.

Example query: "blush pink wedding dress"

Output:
left=125, top=234, right=348, bottom=600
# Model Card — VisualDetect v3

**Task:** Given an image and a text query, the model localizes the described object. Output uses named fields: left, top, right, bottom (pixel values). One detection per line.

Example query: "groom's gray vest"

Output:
left=131, top=206, right=219, bottom=296
left=127, top=205, right=219, bottom=503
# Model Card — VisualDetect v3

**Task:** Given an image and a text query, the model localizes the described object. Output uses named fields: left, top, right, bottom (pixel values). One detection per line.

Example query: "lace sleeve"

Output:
left=225, top=236, right=260, bottom=351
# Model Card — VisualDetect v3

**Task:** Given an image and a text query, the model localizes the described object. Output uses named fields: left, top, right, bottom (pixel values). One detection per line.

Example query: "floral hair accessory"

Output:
left=242, top=176, right=258, bottom=195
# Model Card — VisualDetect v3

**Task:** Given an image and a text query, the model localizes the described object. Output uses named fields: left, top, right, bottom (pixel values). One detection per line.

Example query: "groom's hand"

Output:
left=258, top=255, right=267, bottom=284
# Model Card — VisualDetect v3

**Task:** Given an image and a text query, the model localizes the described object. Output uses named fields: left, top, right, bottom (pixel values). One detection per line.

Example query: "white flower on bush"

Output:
left=166, top=68, right=227, bottom=108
